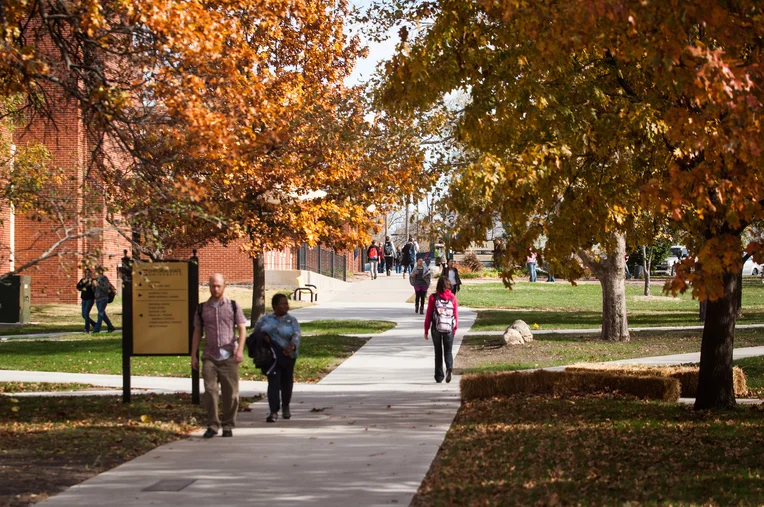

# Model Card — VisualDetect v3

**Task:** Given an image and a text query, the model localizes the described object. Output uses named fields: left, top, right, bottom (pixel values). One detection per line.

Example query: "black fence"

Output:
left=296, top=244, right=347, bottom=281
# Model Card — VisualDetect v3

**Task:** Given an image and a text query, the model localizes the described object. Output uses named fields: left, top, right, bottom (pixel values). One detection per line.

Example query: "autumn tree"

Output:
left=1, top=0, right=430, bottom=311
left=372, top=0, right=764, bottom=409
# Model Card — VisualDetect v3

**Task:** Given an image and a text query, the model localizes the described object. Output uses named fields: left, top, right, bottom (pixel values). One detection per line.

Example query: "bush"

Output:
left=461, top=252, right=484, bottom=272
left=566, top=364, right=748, bottom=398
left=460, top=370, right=681, bottom=402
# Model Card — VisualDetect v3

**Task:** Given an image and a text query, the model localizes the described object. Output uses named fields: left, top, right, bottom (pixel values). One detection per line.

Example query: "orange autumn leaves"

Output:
left=1, top=0, right=426, bottom=255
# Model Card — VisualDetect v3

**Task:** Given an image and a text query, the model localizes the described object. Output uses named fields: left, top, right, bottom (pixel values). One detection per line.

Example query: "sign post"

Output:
left=121, top=253, right=199, bottom=404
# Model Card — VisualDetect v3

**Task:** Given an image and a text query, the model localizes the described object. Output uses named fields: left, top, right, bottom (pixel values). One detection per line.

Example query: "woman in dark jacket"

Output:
left=441, top=259, right=462, bottom=293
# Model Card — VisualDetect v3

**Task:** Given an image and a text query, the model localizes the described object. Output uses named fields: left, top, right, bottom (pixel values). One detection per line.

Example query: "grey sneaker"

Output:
left=266, top=412, right=278, bottom=423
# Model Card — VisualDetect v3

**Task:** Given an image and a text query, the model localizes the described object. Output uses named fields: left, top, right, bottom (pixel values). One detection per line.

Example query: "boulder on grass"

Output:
left=511, top=320, right=534, bottom=342
left=503, top=327, right=525, bottom=346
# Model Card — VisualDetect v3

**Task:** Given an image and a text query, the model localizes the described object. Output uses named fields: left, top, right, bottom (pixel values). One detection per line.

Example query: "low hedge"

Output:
left=460, top=369, right=681, bottom=402
left=566, top=364, right=748, bottom=398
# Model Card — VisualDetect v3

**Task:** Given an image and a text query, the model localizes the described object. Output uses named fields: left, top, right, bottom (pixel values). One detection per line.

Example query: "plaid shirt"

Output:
left=194, top=297, right=246, bottom=360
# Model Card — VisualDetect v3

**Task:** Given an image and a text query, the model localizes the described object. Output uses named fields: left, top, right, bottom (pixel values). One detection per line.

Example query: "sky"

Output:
left=346, top=0, right=399, bottom=86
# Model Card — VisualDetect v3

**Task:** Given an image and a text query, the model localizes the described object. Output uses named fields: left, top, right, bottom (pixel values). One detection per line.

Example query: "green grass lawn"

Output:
left=455, top=329, right=764, bottom=375
left=0, top=287, right=312, bottom=336
left=0, top=320, right=395, bottom=383
left=460, top=279, right=764, bottom=330
left=413, top=396, right=764, bottom=506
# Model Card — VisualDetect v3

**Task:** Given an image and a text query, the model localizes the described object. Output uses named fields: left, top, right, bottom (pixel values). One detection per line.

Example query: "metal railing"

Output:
left=296, top=244, right=347, bottom=281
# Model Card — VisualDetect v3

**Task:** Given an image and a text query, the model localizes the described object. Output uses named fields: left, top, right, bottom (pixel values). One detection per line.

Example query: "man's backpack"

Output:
left=107, top=283, right=117, bottom=304
left=433, top=296, right=455, bottom=333
left=245, top=331, right=275, bottom=371
left=384, top=242, right=394, bottom=256
left=368, top=246, right=378, bottom=259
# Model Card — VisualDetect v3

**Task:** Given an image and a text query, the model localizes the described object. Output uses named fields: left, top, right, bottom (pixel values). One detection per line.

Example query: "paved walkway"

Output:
left=34, top=274, right=476, bottom=507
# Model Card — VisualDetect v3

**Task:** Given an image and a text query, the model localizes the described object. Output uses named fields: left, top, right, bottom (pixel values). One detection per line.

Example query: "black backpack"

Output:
left=384, top=242, right=394, bottom=256
left=245, top=331, right=275, bottom=371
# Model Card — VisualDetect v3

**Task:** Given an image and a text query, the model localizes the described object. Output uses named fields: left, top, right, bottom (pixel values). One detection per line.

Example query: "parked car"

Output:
left=655, top=245, right=688, bottom=276
left=743, top=257, right=763, bottom=276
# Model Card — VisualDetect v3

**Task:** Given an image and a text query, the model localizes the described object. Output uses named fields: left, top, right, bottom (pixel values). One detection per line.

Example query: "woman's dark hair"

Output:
left=437, top=276, right=452, bottom=294
left=272, top=293, right=288, bottom=308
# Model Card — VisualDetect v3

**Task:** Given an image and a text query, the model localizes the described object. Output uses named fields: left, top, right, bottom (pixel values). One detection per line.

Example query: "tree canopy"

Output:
left=372, top=0, right=764, bottom=408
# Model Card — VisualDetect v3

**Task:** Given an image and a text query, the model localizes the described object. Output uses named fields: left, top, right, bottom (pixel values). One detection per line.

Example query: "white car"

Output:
left=655, top=245, right=688, bottom=276
left=743, top=257, right=763, bottom=276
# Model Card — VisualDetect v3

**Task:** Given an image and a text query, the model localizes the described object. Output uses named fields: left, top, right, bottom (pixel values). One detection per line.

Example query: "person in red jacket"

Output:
left=424, top=277, right=459, bottom=383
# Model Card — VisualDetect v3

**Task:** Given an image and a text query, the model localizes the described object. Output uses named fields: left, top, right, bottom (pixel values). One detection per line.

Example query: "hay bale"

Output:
left=502, top=327, right=525, bottom=345
left=511, top=320, right=533, bottom=342
left=460, top=370, right=680, bottom=402
left=566, top=364, right=748, bottom=398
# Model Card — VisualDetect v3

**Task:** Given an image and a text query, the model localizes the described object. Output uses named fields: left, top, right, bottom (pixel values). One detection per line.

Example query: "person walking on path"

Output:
left=77, top=268, right=97, bottom=333
left=410, top=257, right=432, bottom=314
left=526, top=252, right=538, bottom=282
left=191, top=274, right=247, bottom=438
left=253, top=293, right=301, bottom=423
left=92, top=266, right=115, bottom=333
left=383, top=236, right=397, bottom=276
left=395, top=247, right=402, bottom=273
left=401, top=237, right=416, bottom=277
left=367, top=240, right=381, bottom=280
left=442, top=259, right=462, bottom=293
left=424, top=277, right=459, bottom=384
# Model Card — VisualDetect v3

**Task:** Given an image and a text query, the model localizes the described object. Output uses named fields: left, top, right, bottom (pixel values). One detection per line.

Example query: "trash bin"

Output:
left=0, top=275, right=31, bottom=323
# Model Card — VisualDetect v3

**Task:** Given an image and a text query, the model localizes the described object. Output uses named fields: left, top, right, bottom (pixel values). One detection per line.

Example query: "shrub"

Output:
left=461, top=252, right=484, bottom=272
left=460, top=370, right=681, bottom=402
left=566, top=364, right=748, bottom=398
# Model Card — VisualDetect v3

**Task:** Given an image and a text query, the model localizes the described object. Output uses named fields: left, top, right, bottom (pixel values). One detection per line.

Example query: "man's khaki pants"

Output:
left=202, top=355, right=239, bottom=431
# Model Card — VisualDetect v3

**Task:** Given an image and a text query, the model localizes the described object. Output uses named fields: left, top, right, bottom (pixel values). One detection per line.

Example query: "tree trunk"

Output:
left=642, top=245, right=651, bottom=297
left=694, top=269, right=738, bottom=410
left=251, top=252, right=266, bottom=325
left=600, top=258, right=630, bottom=342
left=579, top=232, right=630, bottom=342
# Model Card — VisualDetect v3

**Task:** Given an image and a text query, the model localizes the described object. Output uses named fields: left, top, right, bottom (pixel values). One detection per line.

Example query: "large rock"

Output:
left=503, top=327, right=525, bottom=346
left=511, top=319, right=534, bottom=343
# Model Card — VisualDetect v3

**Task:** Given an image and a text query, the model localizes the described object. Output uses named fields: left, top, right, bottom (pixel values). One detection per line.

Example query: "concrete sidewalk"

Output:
left=37, top=275, right=476, bottom=507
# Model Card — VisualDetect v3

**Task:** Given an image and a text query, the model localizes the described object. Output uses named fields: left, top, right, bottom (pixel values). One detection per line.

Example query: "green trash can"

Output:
left=0, top=275, right=31, bottom=323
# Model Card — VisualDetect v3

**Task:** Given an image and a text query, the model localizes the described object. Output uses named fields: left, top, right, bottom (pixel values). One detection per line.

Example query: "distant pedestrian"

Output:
left=395, top=247, right=402, bottom=273
left=442, top=259, right=462, bottom=293
left=424, top=277, right=458, bottom=383
left=254, top=293, right=301, bottom=423
left=526, top=252, right=538, bottom=282
left=191, top=274, right=248, bottom=438
left=409, top=257, right=432, bottom=314
left=383, top=236, right=396, bottom=276
left=93, top=266, right=116, bottom=333
left=544, top=261, right=555, bottom=282
left=401, top=238, right=415, bottom=277
left=77, top=268, right=97, bottom=333
left=625, top=254, right=632, bottom=279
left=367, top=240, right=381, bottom=280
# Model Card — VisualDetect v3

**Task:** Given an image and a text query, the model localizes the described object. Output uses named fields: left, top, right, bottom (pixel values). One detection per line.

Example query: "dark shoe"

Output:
left=203, top=428, right=217, bottom=439
left=222, top=429, right=233, bottom=437
left=107, top=328, right=116, bottom=333
left=446, top=369, right=452, bottom=383
left=419, top=308, right=424, bottom=315
left=435, top=379, right=443, bottom=383
left=282, top=406, right=291, bottom=420
left=266, top=412, right=278, bottom=423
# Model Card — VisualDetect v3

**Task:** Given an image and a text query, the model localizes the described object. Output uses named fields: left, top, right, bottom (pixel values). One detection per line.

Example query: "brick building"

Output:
left=0, top=104, right=362, bottom=302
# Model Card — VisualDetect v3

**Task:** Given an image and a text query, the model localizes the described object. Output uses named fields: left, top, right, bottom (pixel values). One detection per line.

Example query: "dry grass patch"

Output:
left=412, top=396, right=764, bottom=506
left=461, top=370, right=680, bottom=402
left=567, top=364, right=748, bottom=398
